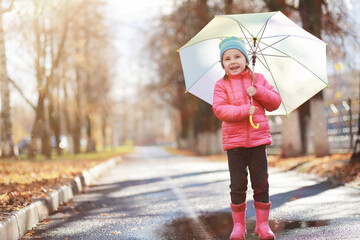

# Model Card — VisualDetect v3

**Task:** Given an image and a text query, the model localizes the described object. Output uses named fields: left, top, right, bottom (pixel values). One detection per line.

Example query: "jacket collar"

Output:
left=228, top=68, right=250, bottom=79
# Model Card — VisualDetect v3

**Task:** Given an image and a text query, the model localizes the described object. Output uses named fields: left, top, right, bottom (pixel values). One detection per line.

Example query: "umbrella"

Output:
left=177, top=11, right=328, bottom=127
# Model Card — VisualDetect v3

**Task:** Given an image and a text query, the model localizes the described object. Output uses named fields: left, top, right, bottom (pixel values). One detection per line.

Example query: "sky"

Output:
left=104, top=0, right=175, bottom=101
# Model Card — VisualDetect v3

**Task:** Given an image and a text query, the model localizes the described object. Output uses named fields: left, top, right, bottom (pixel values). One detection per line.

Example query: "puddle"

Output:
left=158, top=212, right=330, bottom=240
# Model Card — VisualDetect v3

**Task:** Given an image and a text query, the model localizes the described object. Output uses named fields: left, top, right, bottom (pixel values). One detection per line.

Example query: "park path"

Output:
left=21, top=146, right=360, bottom=239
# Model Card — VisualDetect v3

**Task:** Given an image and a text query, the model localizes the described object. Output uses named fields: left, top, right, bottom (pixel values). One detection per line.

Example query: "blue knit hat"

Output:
left=219, top=37, right=249, bottom=67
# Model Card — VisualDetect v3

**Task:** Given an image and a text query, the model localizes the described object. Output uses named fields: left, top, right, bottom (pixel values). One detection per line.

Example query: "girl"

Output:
left=212, top=37, right=281, bottom=240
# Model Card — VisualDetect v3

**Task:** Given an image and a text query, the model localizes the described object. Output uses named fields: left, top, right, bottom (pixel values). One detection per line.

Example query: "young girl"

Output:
left=212, top=37, right=281, bottom=240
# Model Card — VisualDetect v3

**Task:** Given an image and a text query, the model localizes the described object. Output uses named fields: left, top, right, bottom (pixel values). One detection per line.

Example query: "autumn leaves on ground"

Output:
left=1, top=147, right=360, bottom=221
left=0, top=146, right=133, bottom=218
left=173, top=148, right=360, bottom=188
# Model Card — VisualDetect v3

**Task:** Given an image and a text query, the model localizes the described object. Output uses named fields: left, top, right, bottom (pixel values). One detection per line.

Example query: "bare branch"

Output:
left=8, top=78, right=36, bottom=111
left=1, top=0, right=15, bottom=14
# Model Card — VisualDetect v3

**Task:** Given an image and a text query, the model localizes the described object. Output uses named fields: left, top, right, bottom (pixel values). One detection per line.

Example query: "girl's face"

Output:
left=222, top=49, right=247, bottom=75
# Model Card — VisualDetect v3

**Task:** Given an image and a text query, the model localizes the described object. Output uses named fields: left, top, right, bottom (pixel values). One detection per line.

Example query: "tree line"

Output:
left=0, top=0, right=359, bottom=161
left=0, top=0, right=114, bottom=158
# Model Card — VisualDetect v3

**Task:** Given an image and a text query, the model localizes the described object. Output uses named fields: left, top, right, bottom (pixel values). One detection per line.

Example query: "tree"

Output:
left=6, top=0, right=114, bottom=157
left=351, top=76, right=360, bottom=162
left=147, top=0, right=219, bottom=153
left=67, top=0, right=112, bottom=153
left=0, top=0, right=15, bottom=158
left=27, top=0, right=74, bottom=158
left=350, top=43, right=360, bottom=162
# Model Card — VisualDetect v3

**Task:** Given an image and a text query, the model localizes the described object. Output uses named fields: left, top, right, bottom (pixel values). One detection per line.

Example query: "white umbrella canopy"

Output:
left=178, top=11, right=328, bottom=116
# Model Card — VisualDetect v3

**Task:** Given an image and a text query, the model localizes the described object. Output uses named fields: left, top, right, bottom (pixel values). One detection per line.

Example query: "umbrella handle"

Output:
left=249, top=115, right=259, bottom=129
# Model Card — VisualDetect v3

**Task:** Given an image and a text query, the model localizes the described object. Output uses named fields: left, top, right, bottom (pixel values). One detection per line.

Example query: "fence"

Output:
left=267, top=98, right=359, bottom=154
left=326, top=99, right=359, bottom=153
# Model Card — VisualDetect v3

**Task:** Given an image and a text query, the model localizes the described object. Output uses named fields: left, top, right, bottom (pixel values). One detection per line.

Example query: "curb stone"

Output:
left=0, top=156, right=122, bottom=240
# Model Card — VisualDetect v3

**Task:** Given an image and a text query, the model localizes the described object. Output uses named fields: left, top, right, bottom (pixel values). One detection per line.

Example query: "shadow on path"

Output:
left=245, top=181, right=336, bottom=218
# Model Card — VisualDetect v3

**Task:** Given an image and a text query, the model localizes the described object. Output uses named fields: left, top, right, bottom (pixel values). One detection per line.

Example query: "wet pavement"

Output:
left=160, top=212, right=330, bottom=240
left=21, top=146, right=360, bottom=240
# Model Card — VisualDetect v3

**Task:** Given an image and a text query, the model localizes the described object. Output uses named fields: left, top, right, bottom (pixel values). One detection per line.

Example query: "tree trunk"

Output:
left=35, top=98, right=51, bottom=160
left=224, top=0, right=233, bottom=14
left=62, top=70, right=76, bottom=154
left=28, top=91, right=45, bottom=158
left=298, top=102, right=310, bottom=155
left=178, top=106, right=195, bottom=150
left=0, top=1, right=14, bottom=157
left=28, top=12, right=52, bottom=159
left=281, top=112, right=303, bottom=157
left=73, top=115, right=81, bottom=154
left=73, top=66, right=82, bottom=154
left=49, top=94, right=62, bottom=155
left=310, top=94, right=329, bottom=156
left=102, top=116, right=106, bottom=151
left=85, top=115, right=96, bottom=152
left=299, top=0, right=330, bottom=156
left=350, top=75, right=360, bottom=162
left=350, top=117, right=360, bottom=162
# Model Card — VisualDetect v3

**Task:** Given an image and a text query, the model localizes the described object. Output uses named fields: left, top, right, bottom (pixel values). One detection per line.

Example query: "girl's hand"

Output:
left=249, top=105, right=258, bottom=115
left=247, top=86, right=257, bottom=97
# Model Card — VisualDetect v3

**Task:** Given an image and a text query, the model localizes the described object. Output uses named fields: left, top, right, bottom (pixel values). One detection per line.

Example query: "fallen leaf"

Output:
left=38, top=218, right=51, bottom=225
left=25, top=230, right=36, bottom=236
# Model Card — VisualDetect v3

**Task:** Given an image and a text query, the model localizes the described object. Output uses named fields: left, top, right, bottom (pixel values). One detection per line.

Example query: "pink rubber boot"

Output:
left=254, top=201, right=275, bottom=240
left=230, top=202, right=247, bottom=240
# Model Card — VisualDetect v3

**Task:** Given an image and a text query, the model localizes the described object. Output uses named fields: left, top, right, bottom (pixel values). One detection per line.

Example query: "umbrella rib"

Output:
left=237, top=22, right=256, bottom=53
left=261, top=34, right=324, bottom=43
left=258, top=35, right=324, bottom=55
left=266, top=44, right=328, bottom=85
left=253, top=17, right=271, bottom=56
left=256, top=36, right=290, bottom=53
left=236, top=16, right=290, bottom=115
left=260, top=54, right=290, bottom=58
left=256, top=46, right=290, bottom=116
left=185, top=61, right=220, bottom=92
left=235, top=16, right=272, bottom=57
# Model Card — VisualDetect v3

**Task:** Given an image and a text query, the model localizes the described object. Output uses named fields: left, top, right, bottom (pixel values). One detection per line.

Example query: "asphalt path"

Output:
left=21, top=146, right=360, bottom=240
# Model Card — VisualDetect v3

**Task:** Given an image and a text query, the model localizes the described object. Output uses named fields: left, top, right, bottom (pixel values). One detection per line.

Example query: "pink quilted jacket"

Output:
left=212, top=69, right=281, bottom=151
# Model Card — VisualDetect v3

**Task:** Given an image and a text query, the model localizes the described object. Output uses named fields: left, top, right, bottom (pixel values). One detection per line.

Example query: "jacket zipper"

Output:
left=240, top=74, right=250, bottom=146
